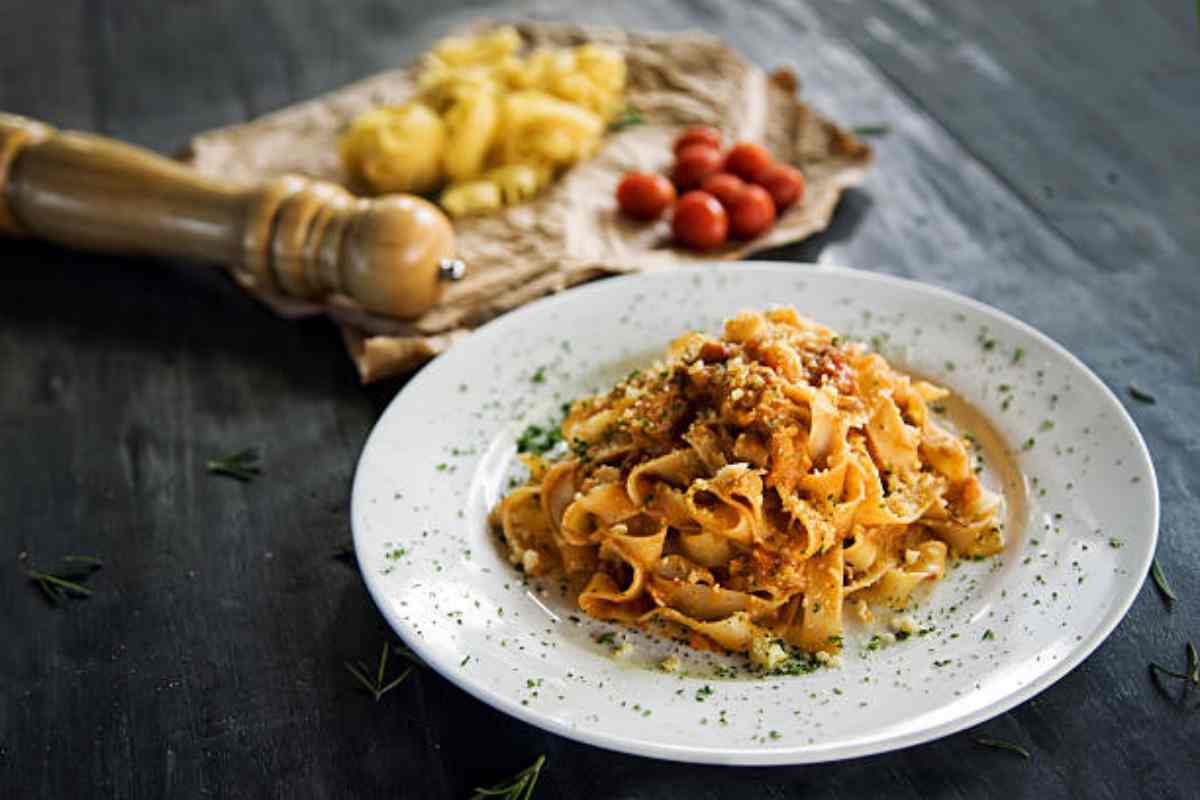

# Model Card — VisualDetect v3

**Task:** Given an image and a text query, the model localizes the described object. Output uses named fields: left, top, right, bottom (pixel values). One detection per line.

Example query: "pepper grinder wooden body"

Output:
left=0, top=113, right=462, bottom=319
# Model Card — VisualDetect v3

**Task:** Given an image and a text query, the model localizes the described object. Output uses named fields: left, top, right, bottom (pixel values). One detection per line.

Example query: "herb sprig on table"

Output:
left=345, top=642, right=420, bottom=702
left=471, top=755, right=547, bottom=800
left=1127, top=384, right=1156, bottom=404
left=1149, top=642, right=1200, bottom=707
left=974, top=737, right=1032, bottom=759
left=1150, top=558, right=1176, bottom=608
left=206, top=448, right=262, bottom=482
left=23, top=554, right=103, bottom=604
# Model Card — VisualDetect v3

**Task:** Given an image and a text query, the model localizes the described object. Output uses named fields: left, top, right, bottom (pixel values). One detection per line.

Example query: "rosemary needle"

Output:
left=24, top=554, right=103, bottom=604
left=206, top=448, right=262, bottom=482
left=471, top=754, right=547, bottom=800
left=62, top=554, right=103, bottom=565
left=1150, top=559, right=1177, bottom=608
left=1150, top=662, right=1190, bottom=680
left=974, top=737, right=1031, bottom=759
left=1148, top=643, right=1200, bottom=706
left=852, top=124, right=892, bottom=137
left=1127, top=384, right=1156, bottom=404
left=345, top=642, right=420, bottom=695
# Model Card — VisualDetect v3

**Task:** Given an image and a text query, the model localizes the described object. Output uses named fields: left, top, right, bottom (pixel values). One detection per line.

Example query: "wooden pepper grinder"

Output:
left=0, top=113, right=464, bottom=319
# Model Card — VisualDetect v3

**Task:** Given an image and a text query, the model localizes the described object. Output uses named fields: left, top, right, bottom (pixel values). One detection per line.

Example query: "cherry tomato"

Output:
left=700, top=172, right=746, bottom=209
left=671, top=144, right=723, bottom=191
left=723, top=142, right=774, bottom=182
left=673, top=126, right=722, bottom=155
left=728, top=184, right=776, bottom=239
left=616, top=172, right=677, bottom=220
left=672, top=191, right=729, bottom=250
left=755, top=163, right=805, bottom=210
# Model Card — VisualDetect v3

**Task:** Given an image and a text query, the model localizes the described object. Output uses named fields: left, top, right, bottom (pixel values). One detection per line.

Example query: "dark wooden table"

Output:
left=3, top=1, right=1197, bottom=797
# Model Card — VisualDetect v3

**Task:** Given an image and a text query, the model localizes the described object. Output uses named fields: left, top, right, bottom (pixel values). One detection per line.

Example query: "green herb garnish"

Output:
left=695, top=685, right=714, bottom=702
left=852, top=124, right=891, bottom=137
left=982, top=629, right=995, bottom=641
left=1127, top=384, right=1156, bottom=404
left=1022, top=437, right=1035, bottom=451
left=1012, top=346, right=1025, bottom=364
left=206, top=448, right=262, bottom=481
left=975, top=737, right=1031, bottom=759
left=531, top=366, right=547, bottom=384
left=24, top=554, right=103, bottom=604
left=1148, top=642, right=1200, bottom=705
left=1150, top=558, right=1177, bottom=608
left=471, top=754, right=546, bottom=800
left=516, top=424, right=562, bottom=456
left=345, top=642, right=416, bottom=702
left=769, top=656, right=822, bottom=676
left=607, top=107, right=644, bottom=131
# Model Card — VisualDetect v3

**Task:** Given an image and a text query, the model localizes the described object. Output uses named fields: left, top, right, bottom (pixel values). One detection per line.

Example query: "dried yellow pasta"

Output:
left=338, top=103, right=445, bottom=195
left=339, top=26, right=627, bottom=211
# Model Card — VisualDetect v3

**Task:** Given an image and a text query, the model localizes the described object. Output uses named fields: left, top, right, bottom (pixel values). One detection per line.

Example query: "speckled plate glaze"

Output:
left=351, top=263, right=1158, bottom=765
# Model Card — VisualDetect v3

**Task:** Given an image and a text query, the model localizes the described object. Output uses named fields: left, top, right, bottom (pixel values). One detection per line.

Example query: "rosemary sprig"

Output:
left=852, top=124, right=892, bottom=137
left=974, top=737, right=1031, bottom=759
left=1148, top=642, right=1200, bottom=707
left=24, top=554, right=103, bottom=605
left=1150, top=558, right=1176, bottom=608
left=1127, top=384, right=1156, bottom=404
left=471, top=755, right=547, bottom=800
left=206, top=448, right=262, bottom=481
left=345, top=642, right=415, bottom=702
left=607, top=107, right=644, bottom=131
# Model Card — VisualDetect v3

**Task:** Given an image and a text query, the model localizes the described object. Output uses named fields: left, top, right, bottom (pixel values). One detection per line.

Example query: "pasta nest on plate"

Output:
left=491, top=308, right=1003, bottom=663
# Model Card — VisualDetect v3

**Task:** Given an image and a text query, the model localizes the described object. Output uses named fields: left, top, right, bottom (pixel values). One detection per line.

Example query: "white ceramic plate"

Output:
left=351, top=263, right=1158, bottom=765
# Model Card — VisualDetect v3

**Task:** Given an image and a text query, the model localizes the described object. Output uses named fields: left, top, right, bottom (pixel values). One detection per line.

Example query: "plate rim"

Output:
left=351, top=261, right=1160, bottom=765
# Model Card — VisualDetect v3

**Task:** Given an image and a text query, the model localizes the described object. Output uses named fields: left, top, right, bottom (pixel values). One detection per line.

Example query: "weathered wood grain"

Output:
left=1, top=1, right=1196, bottom=798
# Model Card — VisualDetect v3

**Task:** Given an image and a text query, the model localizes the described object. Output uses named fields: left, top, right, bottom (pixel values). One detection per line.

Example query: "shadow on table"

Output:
left=754, top=187, right=873, bottom=265
left=2, top=239, right=363, bottom=392
left=3, top=187, right=871, bottom=420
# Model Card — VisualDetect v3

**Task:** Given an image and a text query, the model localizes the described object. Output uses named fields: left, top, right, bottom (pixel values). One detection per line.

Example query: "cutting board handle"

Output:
left=0, top=113, right=462, bottom=319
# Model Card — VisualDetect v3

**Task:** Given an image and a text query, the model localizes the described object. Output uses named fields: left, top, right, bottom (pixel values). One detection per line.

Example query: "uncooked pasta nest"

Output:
left=490, top=308, right=1004, bottom=669
left=339, top=25, right=626, bottom=215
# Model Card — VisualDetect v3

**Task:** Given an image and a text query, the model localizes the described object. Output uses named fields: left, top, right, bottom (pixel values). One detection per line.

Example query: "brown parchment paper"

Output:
left=184, top=22, right=872, bottom=383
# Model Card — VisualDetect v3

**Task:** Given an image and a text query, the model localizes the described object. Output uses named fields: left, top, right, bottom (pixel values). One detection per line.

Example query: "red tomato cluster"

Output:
left=615, top=126, right=805, bottom=251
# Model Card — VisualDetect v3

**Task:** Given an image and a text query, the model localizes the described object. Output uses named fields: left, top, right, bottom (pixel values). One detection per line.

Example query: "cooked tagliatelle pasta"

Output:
left=490, top=308, right=1004, bottom=666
